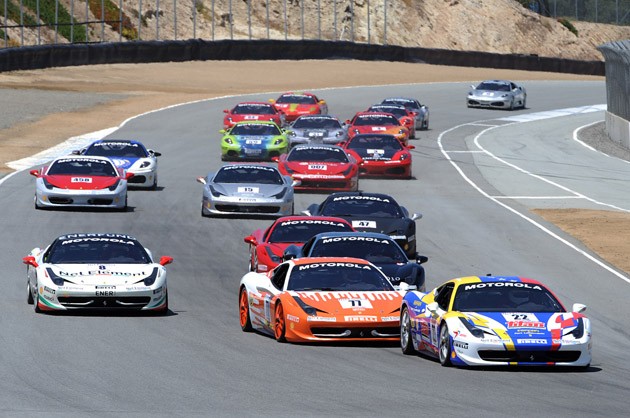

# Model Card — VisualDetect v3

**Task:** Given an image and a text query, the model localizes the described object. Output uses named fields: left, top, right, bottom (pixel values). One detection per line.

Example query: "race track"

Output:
left=1, top=80, right=629, bottom=417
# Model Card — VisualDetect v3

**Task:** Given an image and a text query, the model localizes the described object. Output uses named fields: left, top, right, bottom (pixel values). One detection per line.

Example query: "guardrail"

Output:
left=598, top=40, right=630, bottom=150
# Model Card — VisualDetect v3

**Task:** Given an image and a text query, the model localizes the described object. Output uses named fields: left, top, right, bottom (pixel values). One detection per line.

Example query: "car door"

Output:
left=425, top=283, right=454, bottom=352
left=261, top=263, right=289, bottom=329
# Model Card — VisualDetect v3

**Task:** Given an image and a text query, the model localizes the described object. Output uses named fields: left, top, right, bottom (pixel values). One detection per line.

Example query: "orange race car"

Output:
left=269, top=92, right=328, bottom=122
left=238, top=257, right=410, bottom=343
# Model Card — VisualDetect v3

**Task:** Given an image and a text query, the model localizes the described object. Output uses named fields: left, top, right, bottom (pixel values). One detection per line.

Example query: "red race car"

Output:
left=341, top=133, right=414, bottom=179
left=223, top=101, right=286, bottom=129
left=269, top=92, right=328, bottom=122
left=345, top=111, right=410, bottom=145
left=275, top=144, right=360, bottom=192
left=243, top=215, right=354, bottom=272
left=367, top=104, right=417, bottom=138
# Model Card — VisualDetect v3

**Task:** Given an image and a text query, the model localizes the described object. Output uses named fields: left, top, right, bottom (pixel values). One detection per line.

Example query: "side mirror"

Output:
left=271, top=156, right=279, bottom=162
left=125, top=172, right=135, bottom=180
left=22, top=256, right=38, bottom=268
left=268, top=99, right=276, bottom=103
left=411, top=213, right=422, bottom=221
left=345, top=120, right=351, bottom=125
left=71, top=149, right=81, bottom=155
left=301, top=210, right=311, bottom=216
left=196, top=177, right=207, bottom=185
left=29, top=169, right=41, bottom=178
left=572, top=303, right=587, bottom=314
left=223, top=109, right=229, bottom=113
left=159, top=256, right=174, bottom=266
left=426, top=301, right=438, bottom=312
left=219, top=129, right=226, bottom=134
left=149, top=149, right=162, bottom=157
left=415, top=255, right=428, bottom=264
left=244, top=235, right=258, bottom=246
left=398, top=282, right=417, bottom=292
left=282, top=245, right=301, bottom=261
left=470, top=84, right=475, bottom=89
left=407, top=145, right=416, bottom=150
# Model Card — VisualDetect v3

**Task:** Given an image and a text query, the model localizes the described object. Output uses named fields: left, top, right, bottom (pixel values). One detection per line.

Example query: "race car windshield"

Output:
left=84, top=142, right=148, bottom=158
left=292, top=117, right=341, bottom=129
left=276, top=95, right=317, bottom=104
left=288, top=148, right=349, bottom=163
left=45, top=240, right=151, bottom=264
left=47, top=160, right=117, bottom=177
left=382, top=99, right=419, bottom=109
left=452, top=285, right=564, bottom=313
left=321, top=198, right=403, bottom=218
left=476, top=82, right=511, bottom=92
left=309, top=239, right=407, bottom=264
left=230, top=124, right=282, bottom=136
left=214, top=167, right=284, bottom=184
left=268, top=222, right=353, bottom=243
left=353, top=115, right=400, bottom=126
left=233, top=104, right=275, bottom=115
left=287, top=264, right=394, bottom=291
left=369, top=106, right=407, bottom=118
left=348, top=135, right=403, bottom=152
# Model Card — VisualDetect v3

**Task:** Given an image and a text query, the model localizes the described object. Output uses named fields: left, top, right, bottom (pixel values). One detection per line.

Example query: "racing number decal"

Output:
left=511, top=314, right=528, bottom=320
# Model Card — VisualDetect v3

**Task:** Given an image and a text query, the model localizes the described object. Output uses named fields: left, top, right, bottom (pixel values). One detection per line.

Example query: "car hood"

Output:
left=44, top=175, right=120, bottom=190
left=350, top=147, right=398, bottom=160
left=457, top=311, right=586, bottom=346
left=213, top=182, right=286, bottom=197
left=275, top=103, right=318, bottom=113
left=289, top=290, right=402, bottom=317
left=353, top=126, right=401, bottom=135
left=334, top=216, right=405, bottom=234
left=45, top=263, right=157, bottom=286
left=109, top=157, right=142, bottom=170
left=470, top=90, right=508, bottom=98
left=293, top=128, right=338, bottom=139
left=287, top=161, right=352, bottom=175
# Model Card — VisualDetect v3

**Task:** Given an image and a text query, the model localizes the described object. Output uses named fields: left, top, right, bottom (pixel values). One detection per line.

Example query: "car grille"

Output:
left=87, top=198, right=115, bottom=205
left=57, top=296, right=151, bottom=309
left=128, top=175, right=146, bottom=184
left=299, top=180, right=348, bottom=189
left=215, top=205, right=280, bottom=214
left=49, top=197, right=73, bottom=204
left=384, top=167, right=406, bottom=175
left=477, top=350, right=582, bottom=363
left=310, top=326, right=399, bottom=338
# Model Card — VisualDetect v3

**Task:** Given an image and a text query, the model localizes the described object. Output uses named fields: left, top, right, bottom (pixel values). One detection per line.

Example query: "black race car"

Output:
left=283, top=231, right=428, bottom=290
left=302, top=192, right=421, bottom=256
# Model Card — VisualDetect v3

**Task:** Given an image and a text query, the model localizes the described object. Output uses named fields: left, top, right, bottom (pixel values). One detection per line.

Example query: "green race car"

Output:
left=220, top=121, right=290, bottom=161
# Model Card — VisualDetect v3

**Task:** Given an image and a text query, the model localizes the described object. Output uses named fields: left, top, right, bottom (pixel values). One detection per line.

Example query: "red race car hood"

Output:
left=353, top=126, right=400, bottom=135
left=44, top=175, right=120, bottom=190
left=275, top=103, right=318, bottom=114
left=288, top=290, right=402, bottom=317
left=285, top=161, right=351, bottom=175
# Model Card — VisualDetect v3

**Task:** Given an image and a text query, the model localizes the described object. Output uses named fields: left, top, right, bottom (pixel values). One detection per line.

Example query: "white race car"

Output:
left=23, top=233, right=173, bottom=314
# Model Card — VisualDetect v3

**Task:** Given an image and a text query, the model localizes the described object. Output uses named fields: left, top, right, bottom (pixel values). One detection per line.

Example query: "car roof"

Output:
left=273, top=215, right=352, bottom=225
left=326, top=191, right=398, bottom=200
left=311, top=231, right=393, bottom=240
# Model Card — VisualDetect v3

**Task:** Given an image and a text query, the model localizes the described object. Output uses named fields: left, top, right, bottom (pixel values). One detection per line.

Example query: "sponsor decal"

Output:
left=245, top=139, right=263, bottom=145
left=287, top=314, right=300, bottom=323
left=507, top=320, right=545, bottom=329
left=153, top=287, right=163, bottom=294
left=308, top=164, right=327, bottom=170
left=371, top=127, right=387, bottom=131
left=307, top=316, right=336, bottom=322
left=71, top=177, right=92, bottom=183
left=96, top=289, right=115, bottom=296
left=96, top=285, right=116, bottom=290
left=454, top=341, right=469, bottom=349
left=381, top=316, right=399, bottom=322
left=321, top=236, right=390, bottom=245
left=298, top=262, right=371, bottom=271
left=413, top=300, right=423, bottom=306
left=463, top=282, right=543, bottom=291
left=351, top=220, right=377, bottom=228
left=517, top=339, right=548, bottom=344
left=237, top=186, right=260, bottom=194
left=238, top=198, right=257, bottom=202
left=244, top=115, right=259, bottom=119
left=56, top=269, right=145, bottom=278
left=332, top=196, right=390, bottom=202
left=55, top=157, right=109, bottom=165
left=344, top=315, right=378, bottom=322
left=59, top=233, right=136, bottom=244
left=502, top=313, right=540, bottom=322
left=339, top=298, right=373, bottom=309
left=223, top=165, right=276, bottom=172
left=43, top=286, right=56, bottom=294
left=94, top=141, right=139, bottom=148
left=279, top=220, right=346, bottom=227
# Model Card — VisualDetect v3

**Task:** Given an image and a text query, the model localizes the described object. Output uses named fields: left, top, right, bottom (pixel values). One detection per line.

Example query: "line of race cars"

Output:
left=23, top=81, right=592, bottom=368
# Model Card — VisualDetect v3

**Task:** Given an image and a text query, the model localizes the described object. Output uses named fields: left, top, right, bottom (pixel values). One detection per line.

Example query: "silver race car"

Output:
left=30, top=155, right=132, bottom=210
left=381, top=97, right=430, bottom=130
left=74, top=139, right=161, bottom=189
left=467, top=80, right=527, bottom=110
left=287, top=115, right=348, bottom=147
left=196, top=164, right=299, bottom=217
left=23, top=233, right=173, bottom=314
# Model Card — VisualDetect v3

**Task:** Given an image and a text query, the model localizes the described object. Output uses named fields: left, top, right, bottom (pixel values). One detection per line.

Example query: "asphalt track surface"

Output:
left=1, top=80, right=629, bottom=417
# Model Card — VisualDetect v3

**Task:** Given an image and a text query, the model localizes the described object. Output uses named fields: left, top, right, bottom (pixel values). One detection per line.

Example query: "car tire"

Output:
left=27, top=281, right=34, bottom=305
left=239, top=288, right=253, bottom=332
left=155, top=294, right=169, bottom=316
left=400, top=307, right=416, bottom=355
left=423, top=120, right=429, bottom=130
left=150, top=176, right=158, bottom=191
left=522, top=97, right=527, bottom=109
left=34, top=195, right=42, bottom=210
left=274, top=302, right=286, bottom=342
left=33, top=280, right=42, bottom=313
left=509, top=98, right=515, bottom=111
left=438, top=322, right=453, bottom=366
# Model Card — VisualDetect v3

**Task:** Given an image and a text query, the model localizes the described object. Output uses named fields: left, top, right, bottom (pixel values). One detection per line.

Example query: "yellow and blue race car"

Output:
left=400, top=275, right=592, bottom=367
left=220, top=120, right=290, bottom=161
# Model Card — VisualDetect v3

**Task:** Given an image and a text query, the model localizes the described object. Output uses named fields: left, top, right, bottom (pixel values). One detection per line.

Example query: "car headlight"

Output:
left=341, top=165, right=354, bottom=176
left=335, top=131, right=344, bottom=137
left=273, top=138, right=285, bottom=146
left=398, top=129, right=405, bottom=134
left=139, top=161, right=151, bottom=169
left=209, top=185, right=224, bottom=197
left=563, top=317, right=585, bottom=339
left=353, top=128, right=359, bottom=135
left=288, top=131, right=296, bottom=137
left=108, top=180, right=121, bottom=191
left=224, top=137, right=234, bottom=145
left=282, top=164, right=294, bottom=174
left=264, top=246, right=282, bottom=263
left=142, top=268, right=159, bottom=286
left=46, top=268, right=65, bottom=286
left=42, top=178, right=55, bottom=190
left=272, top=188, right=287, bottom=199
left=293, top=296, right=326, bottom=316
left=459, top=317, right=495, bottom=339
left=400, top=153, right=409, bottom=161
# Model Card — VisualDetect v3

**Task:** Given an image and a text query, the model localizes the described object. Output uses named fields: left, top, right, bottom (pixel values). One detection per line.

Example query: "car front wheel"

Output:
left=438, top=322, right=452, bottom=366
left=400, top=307, right=416, bottom=355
